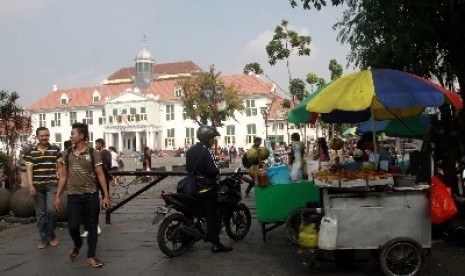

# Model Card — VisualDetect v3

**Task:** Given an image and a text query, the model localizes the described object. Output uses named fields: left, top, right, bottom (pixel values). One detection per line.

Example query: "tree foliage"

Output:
left=177, top=67, right=244, bottom=128
left=243, top=63, right=264, bottom=75
left=328, top=59, right=343, bottom=80
left=0, top=90, right=32, bottom=190
left=266, top=19, right=312, bottom=81
left=306, top=72, right=326, bottom=91
left=289, top=78, right=308, bottom=105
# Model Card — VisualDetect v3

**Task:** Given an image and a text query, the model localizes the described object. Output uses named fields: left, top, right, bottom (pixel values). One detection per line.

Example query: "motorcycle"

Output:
left=152, top=168, right=253, bottom=257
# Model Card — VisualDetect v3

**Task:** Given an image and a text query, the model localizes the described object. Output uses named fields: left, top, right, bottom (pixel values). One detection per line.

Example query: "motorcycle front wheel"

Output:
left=225, top=203, right=251, bottom=241
left=157, top=213, right=191, bottom=257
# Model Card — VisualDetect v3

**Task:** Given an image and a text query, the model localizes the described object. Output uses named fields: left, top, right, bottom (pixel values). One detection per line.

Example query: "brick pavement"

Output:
left=1, top=156, right=465, bottom=275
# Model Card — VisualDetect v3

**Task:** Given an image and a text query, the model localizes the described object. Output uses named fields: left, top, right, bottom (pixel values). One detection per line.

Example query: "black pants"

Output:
left=245, top=182, right=254, bottom=195
left=198, top=189, right=220, bottom=245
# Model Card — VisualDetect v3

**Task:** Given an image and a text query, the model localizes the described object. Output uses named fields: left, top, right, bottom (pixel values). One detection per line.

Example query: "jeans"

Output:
left=33, top=184, right=57, bottom=244
left=67, top=193, right=100, bottom=258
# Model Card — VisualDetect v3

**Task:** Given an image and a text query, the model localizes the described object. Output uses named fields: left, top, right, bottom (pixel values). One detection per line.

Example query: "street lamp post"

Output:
left=283, top=110, right=290, bottom=144
left=261, top=103, right=272, bottom=141
left=202, top=84, right=224, bottom=154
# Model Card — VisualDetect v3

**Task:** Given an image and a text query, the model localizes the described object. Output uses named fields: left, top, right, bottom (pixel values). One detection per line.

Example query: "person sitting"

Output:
left=185, top=125, right=233, bottom=253
left=341, top=149, right=364, bottom=171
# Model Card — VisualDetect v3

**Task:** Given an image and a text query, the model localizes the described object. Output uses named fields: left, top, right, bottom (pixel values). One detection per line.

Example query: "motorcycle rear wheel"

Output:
left=157, top=213, right=191, bottom=257
left=225, top=203, right=251, bottom=241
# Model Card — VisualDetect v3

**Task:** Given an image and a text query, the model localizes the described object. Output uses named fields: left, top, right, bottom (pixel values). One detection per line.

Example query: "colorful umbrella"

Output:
left=289, top=83, right=370, bottom=124
left=288, top=83, right=330, bottom=124
left=306, top=69, right=462, bottom=123
left=356, top=115, right=431, bottom=139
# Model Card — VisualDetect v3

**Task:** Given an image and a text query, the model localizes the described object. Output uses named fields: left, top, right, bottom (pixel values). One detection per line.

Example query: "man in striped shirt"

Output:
left=25, top=127, right=63, bottom=249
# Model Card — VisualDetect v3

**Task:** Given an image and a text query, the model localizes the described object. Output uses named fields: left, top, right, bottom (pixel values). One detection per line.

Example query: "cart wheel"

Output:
left=379, top=237, right=425, bottom=276
left=285, top=208, right=302, bottom=245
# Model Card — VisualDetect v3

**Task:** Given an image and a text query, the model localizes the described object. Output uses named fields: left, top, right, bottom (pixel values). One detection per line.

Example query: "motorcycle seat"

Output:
left=171, top=193, right=205, bottom=204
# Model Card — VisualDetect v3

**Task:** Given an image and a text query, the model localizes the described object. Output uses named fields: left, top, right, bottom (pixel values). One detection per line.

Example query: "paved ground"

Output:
left=1, top=156, right=465, bottom=275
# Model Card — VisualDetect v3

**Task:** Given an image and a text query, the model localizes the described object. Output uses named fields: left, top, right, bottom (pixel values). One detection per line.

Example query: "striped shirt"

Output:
left=25, top=145, right=62, bottom=185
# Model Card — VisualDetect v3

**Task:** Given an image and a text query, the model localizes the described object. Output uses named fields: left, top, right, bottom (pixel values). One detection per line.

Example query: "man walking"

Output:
left=55, top=123, right=111, bottom=268
left=79, top=138, right=112, bottom=238
left=25, top=127, right=62, bottom=249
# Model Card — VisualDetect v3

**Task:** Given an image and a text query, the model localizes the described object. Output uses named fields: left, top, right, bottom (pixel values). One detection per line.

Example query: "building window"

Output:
left=51, top=113, right=61, bottom=127
left=165, top=128, right=175, bottom=148
left=225, top=125, right=235, bottom=145
left=69, top=112, right=77, bottom=125
left=92, top=90, right=100, bottom=103
left=245, top=100, right=257, bottom=117
left=166, top=105, right=174, bottom=121
left=83, top=110, right=93, bottom=125
left=60, top=98, right=67, bottom=105
left=39, top=113, right=46, bottom=127
left=83, top=132, right=94, bottom=148
left=99, top=109, right=106, bottom=125
left=55, top=133, right=62, bottom=144
left=185, top=127, right=195, bottom=147
left=138, top=107, right=147, bottom=121
left=174, top=85, right=183, bottom=97
left=246, top=124, right=256, bottom=144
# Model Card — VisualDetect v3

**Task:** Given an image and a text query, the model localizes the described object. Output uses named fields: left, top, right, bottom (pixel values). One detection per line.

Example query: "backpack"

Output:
left=242, top=153, right=252, bottom=169
left=64, top=147, right=113, bottom=182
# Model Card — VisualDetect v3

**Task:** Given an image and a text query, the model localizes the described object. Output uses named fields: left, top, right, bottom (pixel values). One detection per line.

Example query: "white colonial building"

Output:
left=26, top=48, right=319, bottom=154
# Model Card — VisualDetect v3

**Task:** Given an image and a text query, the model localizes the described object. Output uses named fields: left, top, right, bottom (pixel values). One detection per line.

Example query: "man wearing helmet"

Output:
left=185, top=125, right=233, bottom=253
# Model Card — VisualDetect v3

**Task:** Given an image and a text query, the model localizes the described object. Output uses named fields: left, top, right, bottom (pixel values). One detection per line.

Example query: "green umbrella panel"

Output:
left=288, top=83, right=331, bottom=124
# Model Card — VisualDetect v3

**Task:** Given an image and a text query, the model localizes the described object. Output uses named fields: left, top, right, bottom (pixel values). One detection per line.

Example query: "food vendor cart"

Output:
left=254, top=180, right=320, bottom=241
left=313, top=173, right=431, bottom=276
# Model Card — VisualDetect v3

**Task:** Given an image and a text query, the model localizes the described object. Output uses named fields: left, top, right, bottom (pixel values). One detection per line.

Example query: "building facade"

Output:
left=26, top=48, right=319, bottom=154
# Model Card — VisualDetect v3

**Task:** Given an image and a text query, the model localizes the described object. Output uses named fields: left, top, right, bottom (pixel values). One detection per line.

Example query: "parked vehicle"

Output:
left=152, top=168, right=253, bottom=257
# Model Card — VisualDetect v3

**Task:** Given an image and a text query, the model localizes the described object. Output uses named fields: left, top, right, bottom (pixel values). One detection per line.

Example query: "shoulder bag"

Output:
left=177, top=147, right=206, bottom=195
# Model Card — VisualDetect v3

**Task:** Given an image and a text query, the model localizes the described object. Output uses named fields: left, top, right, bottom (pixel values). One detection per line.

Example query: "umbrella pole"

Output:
left=370, top=100, right=379, bottom=169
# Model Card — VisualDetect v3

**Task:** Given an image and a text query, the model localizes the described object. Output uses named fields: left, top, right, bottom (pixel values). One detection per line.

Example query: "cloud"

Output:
left=0, top=0, right=57, bottom=20
left=40, top=68, right=108, bottom=90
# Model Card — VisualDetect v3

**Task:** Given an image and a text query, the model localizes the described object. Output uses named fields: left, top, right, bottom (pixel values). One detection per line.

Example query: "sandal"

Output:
left=69, top=247, right=80, bottom=261
left=87, top=257, right=103, bottom=268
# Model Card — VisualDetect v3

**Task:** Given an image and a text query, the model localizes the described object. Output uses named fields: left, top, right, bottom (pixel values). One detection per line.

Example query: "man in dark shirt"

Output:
left=95, top=139, right=112, bottom=197
left=185, top=125, right=232, bottom=253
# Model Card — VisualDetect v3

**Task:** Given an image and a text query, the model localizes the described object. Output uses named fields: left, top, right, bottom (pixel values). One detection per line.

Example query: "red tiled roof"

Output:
left=27, top=84, right=133, bottom=110
left=220, top=74, right=275, bottom=95
left=154, top=61, right=201, bottom=75
left=106, top=61, right=201, bottom=80
left=26, top=75, right=276, bottom=111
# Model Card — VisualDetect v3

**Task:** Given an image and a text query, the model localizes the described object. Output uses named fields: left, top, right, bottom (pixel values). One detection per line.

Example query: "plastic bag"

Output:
left=430, top=176, right=458, bottom=224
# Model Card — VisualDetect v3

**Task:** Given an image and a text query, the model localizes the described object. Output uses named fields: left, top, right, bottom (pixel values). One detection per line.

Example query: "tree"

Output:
left=243, top=63, right=264, bottom=75
left=266, top=19, right=312, bottom=82
left=306, top=72, right=326, bottom=91
left=289, top=78, right=308, bottom=105
left=0, top=90, right=32, bottom=190
left=178, top=67, right=244, bottom=128
left=289, top=0, right=465, bottom=194
left=328, top=59, right=343, bottom=80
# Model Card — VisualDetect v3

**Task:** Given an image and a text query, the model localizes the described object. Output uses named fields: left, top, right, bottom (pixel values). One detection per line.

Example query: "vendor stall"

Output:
left=312, top=173, right=431, bottom=275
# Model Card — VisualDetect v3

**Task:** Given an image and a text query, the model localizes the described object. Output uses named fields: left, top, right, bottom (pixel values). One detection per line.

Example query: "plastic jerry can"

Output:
left=317, top=216, right=337, bottom=250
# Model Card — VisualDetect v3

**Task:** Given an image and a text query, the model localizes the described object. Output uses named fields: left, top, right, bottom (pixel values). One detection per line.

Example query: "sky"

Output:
left=0, top=0, right=354, bottom=107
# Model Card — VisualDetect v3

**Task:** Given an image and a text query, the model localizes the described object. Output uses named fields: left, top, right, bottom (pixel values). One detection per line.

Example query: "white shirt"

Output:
left=110, top=151, right=118, bottom=168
